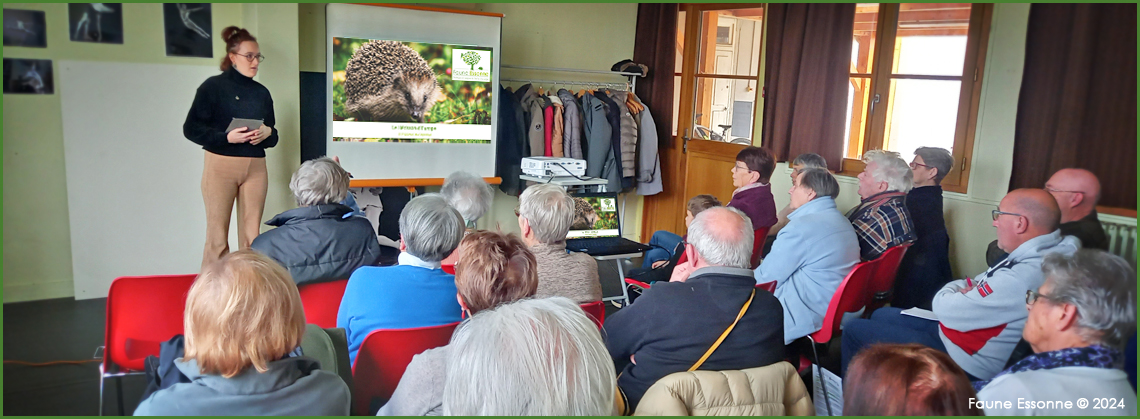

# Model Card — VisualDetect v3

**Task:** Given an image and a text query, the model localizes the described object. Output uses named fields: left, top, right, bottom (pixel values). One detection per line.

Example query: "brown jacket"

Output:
left=531, top=242, right=602, bottom=303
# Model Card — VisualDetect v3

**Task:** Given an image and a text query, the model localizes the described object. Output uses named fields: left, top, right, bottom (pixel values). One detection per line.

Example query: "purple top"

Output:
left=728, top=183, right=778, bottom=230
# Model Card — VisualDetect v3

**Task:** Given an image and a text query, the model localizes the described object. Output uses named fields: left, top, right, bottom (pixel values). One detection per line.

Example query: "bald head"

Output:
left=1046, top=168, right=1101, bottom=222
left=686, top=206, right=754, bottom=269
left=995, top=189, right=1062, bottom=252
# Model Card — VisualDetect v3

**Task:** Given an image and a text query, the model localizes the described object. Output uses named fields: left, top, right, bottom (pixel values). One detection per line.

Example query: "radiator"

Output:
left=1101, top=218, right=1137, bottom=263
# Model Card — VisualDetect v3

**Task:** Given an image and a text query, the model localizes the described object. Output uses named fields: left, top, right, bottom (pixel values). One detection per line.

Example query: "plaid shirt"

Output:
left=846, top=191, right=917, bottom=261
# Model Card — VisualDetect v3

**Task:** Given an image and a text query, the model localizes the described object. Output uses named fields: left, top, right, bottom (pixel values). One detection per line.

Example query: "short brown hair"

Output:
left=184, top=250, right=305, bottom=378
left=844, top=344, right=981, bottom=416
left=687, top=194, right=722, bottom=217
left=735, top=146, right=776, bottom=183
left=454, top=231, right=539, bottom=314
left=220, top=26, right=257, bottom=71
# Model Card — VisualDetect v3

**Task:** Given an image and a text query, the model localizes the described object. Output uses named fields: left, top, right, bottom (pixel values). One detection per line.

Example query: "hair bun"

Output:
left=221, top=26, right=245, bottom=42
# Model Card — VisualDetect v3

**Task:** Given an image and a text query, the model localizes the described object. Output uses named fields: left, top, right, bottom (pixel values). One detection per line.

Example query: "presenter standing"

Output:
left=184, top=26, right=277, bottom=267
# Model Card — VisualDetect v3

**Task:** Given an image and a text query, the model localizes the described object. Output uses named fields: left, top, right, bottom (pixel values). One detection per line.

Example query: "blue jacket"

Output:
left=337, top=258, right=462, bottom=364
left=754, top=197, right=860, bottom=344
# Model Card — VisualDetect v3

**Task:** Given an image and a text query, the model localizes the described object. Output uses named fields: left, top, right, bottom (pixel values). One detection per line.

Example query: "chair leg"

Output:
left=98, top=367, right=105, bottom=416
left=116, top=377, right=125, bottom=416
left=808, top=336, right=834, bottom=416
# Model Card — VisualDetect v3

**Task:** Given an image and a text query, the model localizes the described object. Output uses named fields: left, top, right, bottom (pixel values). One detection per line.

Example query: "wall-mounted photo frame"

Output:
left=163, top=3, right=212, bottom=58
left=3, top=58, right=54, bottom=94
left=69, top=3, right=124, bottom=44
left=4, top=9, right=48, bottom=48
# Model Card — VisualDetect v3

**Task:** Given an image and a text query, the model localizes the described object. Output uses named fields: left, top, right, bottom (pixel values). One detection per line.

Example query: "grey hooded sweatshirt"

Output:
left=134, top=357, right=350, bottom=416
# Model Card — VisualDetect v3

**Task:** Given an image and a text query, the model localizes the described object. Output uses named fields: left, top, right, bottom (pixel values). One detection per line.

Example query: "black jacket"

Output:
left=250, top=204, right=382, bottom=286
left=893, top=186, right=954, bottom=310
left=496, top=84, right=526, bottom=196
left=604, top=266, right=785, bottom=410
left=184, top=67, right=279, bottom=157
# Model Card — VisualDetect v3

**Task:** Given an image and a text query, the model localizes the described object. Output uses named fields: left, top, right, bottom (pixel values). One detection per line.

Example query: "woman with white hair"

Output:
left=337, top=193, right=466, bottom=364
left=442, top=297, right=616, bottom=416
left=251, top=157, right=382, bottom=286
left=134, top=250, right=350, bottom=415
left=848, top=149, right=916, bottom=260
left=975, top=249, right=1137, bottom=415
left=440, top=171, right=493, bottom=228
left=517, top=184, right=602, bottom=303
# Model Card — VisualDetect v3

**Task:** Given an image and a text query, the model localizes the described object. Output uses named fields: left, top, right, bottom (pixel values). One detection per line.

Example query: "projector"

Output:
left=521, top=157, right=587, bottom=178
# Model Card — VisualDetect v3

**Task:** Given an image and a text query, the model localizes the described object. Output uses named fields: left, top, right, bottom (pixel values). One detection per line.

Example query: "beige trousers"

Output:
left=201, top=152, right=268, bottom=267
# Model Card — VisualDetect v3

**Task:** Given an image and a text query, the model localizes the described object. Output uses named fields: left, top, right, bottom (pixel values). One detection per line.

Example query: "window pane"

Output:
left=691, top=76, right=758, bottom=144
left=844, top=76, right=873, bottom=158
left=882, top=79, right=961, bottom=158
left=676, top=10, right=686, bottom=74
left=852, top=3, right=879, bottom=74
left=696, top=8, right=764, bottom=77
left=892, top=3, right=971, bottom=76
left=672, top=76, right=681, bottom=136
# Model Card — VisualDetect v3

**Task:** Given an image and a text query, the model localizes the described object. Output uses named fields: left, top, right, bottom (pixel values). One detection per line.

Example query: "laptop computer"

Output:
left=564, top=192, right=651, bottom=257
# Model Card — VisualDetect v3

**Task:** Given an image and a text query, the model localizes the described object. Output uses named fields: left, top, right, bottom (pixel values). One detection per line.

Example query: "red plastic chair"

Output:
left=298, top=279, right=349, bottom=329
left=98, top=274, right=197, bottom=415
left=863, top=243, right=911, bottom=318
left=800, top=259, right=878, bottom=415
left=580, top=301, right=606, bottom=328
left=751, top=226, right=771, bottom=269
left=441, top=264, right=456, bottom=275
left=352, top=322, right=459, bottom=415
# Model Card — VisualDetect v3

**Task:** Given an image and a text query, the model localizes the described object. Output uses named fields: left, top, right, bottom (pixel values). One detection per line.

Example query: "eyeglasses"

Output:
left=732, top=164, right=753, bottom=173
left=234, top=52, right=265, bottom=62
left=992, top=209, right=1024, bottom=221
left=1025, top=289, right=1056, bottom=305
left=909, top=162, right=932, bottom=170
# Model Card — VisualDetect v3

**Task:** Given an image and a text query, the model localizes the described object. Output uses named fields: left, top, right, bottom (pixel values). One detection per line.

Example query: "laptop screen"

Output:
left=566, top=195, right=620, bottom=239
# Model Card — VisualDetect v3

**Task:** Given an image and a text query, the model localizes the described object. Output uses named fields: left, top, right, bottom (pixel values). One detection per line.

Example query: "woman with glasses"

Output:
left=184, top=26, right=277, bottom=267
left=974, top=249, right=1137, bottom=415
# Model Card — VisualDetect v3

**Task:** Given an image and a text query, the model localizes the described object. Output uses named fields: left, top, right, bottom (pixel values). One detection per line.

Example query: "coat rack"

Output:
left=500, top=64, right=642, bottom=92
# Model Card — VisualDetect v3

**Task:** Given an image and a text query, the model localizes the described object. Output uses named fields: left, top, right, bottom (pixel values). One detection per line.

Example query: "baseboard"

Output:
left=3, top=280, right=75, bottom=303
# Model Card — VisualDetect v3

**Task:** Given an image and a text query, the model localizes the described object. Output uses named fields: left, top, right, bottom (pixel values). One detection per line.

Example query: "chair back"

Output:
left=441, top=264, right=456, bottom=275
left=809, top=260, right=878, bottom=344
left=756, top=281, right=777, bottom=293
left=580, top=301, right=605, bottom=329
left=751, top=226, right=771, bottom=269
left=864, top=243, right=911, bottom=316
left=104, top=274, right=197, bottom=372
left=298, top=279, right=349, bottom=329
left=352, top=322, right=459, bottom=415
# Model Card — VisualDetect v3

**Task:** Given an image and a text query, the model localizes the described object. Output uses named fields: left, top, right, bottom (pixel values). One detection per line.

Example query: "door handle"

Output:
left=869, top=93, right=881, bottom=116
left=682, top=128, right=690, bottom=154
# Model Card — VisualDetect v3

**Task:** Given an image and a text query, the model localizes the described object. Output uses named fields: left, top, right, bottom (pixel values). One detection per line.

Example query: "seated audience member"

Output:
left=755, top=168, right=860, bottom=344
left=250, top=157, right=382, bottom=286
left=987, top=168, right=1108, bottom=266
left=639, top=194, right=721, bottom=270
left=892, top=147, right=954, bottom=310
left=516, top=184, right=602, bottom=303
left=441, top=297, right=616, bottom=416
left=605, top=207, right=785, bottom=411
left=767, top=152, right=828, bottom=239
left=379, top=231, right=539, bottom=416
left=337, top=193, right=466, bottom=363
left=134, top=250, right=350, bottom=416
left=842, top=189, right=1080, bottom=380
left=844, top=343, right=981, bottom=416
left=975, top=250, right=1137, bottom=415
left=439, top=171, right=494, bottom=266
left=848, top=150, right=917, bottom=261
left=728, top=146, right=779, bottom=231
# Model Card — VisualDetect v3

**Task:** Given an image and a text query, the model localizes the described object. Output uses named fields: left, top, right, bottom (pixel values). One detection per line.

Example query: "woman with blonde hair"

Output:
left=134, top=250, right=350, bottom=416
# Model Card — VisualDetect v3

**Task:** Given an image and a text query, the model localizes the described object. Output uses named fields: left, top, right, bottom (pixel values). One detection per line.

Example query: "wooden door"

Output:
left=641, top=4, right=766, bottom=238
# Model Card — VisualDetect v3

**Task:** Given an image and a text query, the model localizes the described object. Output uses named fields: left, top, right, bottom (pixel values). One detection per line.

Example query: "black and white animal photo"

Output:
left=3, top=9, right=47, bottom=48
left=163, top=3, right=212, bottom=58
left=344, top=40, right=442, bottom=123
left=3, top=59, right=54, bottom=94
left=68, top=3, right=123, bottom=44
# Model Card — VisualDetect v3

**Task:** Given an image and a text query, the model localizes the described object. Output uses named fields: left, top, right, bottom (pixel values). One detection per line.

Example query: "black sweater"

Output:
left=183, top=67, right=279, bottom=157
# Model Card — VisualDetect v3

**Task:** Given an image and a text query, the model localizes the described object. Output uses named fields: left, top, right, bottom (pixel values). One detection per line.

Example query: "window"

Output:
left=842, top=3, right=992, bottom=193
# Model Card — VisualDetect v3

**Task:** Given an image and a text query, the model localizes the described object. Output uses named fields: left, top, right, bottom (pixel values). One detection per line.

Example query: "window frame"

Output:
left=838, top=3, right=993, bottom=194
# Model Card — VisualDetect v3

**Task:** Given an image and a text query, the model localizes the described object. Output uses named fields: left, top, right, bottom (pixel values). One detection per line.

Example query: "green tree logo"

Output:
left=461, top=51, right=481, bottom=71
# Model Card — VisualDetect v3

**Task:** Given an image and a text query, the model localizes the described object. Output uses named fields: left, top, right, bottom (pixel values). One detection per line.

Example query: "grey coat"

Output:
left=377, top=345, right=450, bottom=416
left=633, top=96, right=663, bottom=195
left=581, top=93, right=613, bottom=180
left=557, top=89, right=583, bottom=159
left=134, top=357, right=350, bottom=416
left=251, top=204, right=383, bottom=286
left=516, top=85, right=545, bottom=157
left=607, top=91, right=639, bottom=178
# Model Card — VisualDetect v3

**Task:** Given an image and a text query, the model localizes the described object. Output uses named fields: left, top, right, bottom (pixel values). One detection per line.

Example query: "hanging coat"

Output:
left=558, top=89, right=584, bottom=159
left=634, top=96, right=663, bottom=196
left=496, top=84, right=527, bottom=195
left=593, top=91, right=624, bottom=192
left=581, top=93, right=614, bottom=184
left=607, top=91, right=639, bottom=179
left=516, top=84, right=545, bottom=157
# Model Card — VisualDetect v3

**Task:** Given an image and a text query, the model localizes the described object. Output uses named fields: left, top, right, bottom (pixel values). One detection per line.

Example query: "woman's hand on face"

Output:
left=227, top=127, right=254, bottom=143
left=249, top=124, right=272, bottom=145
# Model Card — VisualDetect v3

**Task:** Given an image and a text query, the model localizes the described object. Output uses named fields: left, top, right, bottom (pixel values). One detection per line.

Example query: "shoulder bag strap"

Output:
left=689, top=289, right=756, bottom=371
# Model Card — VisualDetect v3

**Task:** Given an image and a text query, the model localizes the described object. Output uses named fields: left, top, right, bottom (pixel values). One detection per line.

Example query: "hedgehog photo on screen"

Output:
left=570, top=198, right=601, bottom=230
left=344, top=40, right=441, bottom=123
